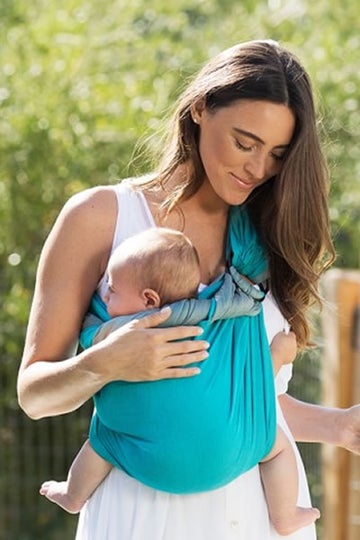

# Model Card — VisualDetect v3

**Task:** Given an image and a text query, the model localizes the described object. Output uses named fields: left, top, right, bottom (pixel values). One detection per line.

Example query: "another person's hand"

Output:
left=94, top=306, right=209, bottom=383
left=279, top=394, right=360, bottom=455
left=337, top=404, right=360, bottom=455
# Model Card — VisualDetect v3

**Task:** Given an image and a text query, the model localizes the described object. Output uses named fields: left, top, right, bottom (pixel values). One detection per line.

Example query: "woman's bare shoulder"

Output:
left=52, top=185, right=118, bottom=249
left=38, top=185, right=119, bottom=291
left=62, top=185, right=118, bottom=220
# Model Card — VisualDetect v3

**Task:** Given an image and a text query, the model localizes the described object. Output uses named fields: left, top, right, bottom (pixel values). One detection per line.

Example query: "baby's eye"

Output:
left=106, top=282, right=115, bottom=294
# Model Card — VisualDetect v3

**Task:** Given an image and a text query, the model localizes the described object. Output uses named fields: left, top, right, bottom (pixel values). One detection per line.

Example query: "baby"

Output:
left=40, top=227, right=319, bottom=536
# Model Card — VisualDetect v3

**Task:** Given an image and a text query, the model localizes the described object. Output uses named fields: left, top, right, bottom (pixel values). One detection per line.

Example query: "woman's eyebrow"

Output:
left=233, top=127, right=290, bottom=149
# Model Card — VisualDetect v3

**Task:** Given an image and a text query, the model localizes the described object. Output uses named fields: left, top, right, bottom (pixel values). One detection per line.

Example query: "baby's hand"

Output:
left=270, top=331, right=297, bottom=375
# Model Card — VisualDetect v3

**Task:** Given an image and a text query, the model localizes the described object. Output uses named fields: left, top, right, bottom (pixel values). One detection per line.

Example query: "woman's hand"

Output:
left=93, top=306, right=209, bottom=383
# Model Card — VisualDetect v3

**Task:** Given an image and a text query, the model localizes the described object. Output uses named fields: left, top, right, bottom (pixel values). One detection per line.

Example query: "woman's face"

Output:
left=193, top=99, right=295, bottom=206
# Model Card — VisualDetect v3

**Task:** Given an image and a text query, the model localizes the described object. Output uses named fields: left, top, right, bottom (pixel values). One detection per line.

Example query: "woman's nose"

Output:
left=244, top=153, right=267, bottom=181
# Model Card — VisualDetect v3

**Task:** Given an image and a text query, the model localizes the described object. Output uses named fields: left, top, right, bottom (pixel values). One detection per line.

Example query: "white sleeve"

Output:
left=275, top=364, right=293, bottom=395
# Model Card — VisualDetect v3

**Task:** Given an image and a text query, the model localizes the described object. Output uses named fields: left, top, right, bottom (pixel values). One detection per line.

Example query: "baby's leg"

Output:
left=40, top=439, right=112, bottom=514
left=260, top=427, right=320, bottom=536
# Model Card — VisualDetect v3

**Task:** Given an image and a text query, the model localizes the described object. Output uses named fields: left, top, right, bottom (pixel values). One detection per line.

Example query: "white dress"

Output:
left=76, top=182, right=316, bottom=540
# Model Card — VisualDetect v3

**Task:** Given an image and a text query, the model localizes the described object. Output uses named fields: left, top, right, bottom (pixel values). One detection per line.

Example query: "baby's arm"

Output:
left=40, top=439, right=111, bottom=514
left=270, top=331, right=297, bottom=375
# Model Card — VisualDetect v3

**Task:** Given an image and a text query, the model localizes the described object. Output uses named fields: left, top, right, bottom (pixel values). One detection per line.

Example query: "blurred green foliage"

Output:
left=0, top=0, right=359, bottom=538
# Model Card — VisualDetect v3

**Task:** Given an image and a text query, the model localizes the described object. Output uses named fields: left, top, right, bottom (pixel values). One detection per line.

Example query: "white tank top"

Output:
left=97, top=180, right=155, bottom=298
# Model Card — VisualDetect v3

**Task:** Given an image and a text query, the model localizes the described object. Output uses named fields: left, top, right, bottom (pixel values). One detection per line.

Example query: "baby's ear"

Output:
left=143, top=288, right=161, bottom=309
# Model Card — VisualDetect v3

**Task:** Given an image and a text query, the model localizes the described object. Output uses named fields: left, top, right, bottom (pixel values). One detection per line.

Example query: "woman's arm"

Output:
left=17, top=187, right=208, bottom=420
left=279, top=393, right=360, bottom=454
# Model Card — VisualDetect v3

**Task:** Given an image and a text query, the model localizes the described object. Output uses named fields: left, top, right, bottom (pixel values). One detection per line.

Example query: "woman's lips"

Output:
left=230, top=172, right=255, bottom=190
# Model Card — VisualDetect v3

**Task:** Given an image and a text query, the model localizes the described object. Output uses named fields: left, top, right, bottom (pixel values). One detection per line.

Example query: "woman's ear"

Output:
left=190, top=98, right=206, bottom=124
left=142, top=288, right=161, bottom=309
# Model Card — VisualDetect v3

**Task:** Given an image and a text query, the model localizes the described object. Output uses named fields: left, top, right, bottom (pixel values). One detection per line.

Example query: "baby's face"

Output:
left=103, top=265, right=146, bottom=317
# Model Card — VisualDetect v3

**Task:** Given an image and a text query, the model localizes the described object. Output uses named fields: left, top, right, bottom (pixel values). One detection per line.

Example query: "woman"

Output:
left=18, top=40, right=360, bottom=539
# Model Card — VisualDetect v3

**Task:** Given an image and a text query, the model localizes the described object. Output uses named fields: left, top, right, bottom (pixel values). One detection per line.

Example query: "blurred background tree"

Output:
left=0, top=0, right=358, bottom=538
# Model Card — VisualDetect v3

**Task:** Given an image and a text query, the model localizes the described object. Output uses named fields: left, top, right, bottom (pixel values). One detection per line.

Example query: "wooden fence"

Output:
left=322, top=269, right=360, bottom=540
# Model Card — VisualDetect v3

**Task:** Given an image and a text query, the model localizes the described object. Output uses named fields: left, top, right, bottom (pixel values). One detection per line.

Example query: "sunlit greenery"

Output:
left=1, top=0, right=359, bottom=538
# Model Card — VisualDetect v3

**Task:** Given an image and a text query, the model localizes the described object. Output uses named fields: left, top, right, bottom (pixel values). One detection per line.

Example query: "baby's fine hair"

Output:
left=109, top=228, right=201, bottom=305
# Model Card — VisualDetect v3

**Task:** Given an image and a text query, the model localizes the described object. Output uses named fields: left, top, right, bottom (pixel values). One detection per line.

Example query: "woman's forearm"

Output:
left=17, top=345, right=108, bottom=419
left=18, top=310, right=210, bottom=420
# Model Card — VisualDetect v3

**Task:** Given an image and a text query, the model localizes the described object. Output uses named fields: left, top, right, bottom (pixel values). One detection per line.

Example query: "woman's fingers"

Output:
left=142, top=332, right=209, bottom=378
left=99, top=303, right=211, bottom=381
left=130, top=308, right=207, bottom=342
left=152, top=340, right=210, bottom=378
left=145, top=354, right=207, bottom=380
left=131, top=306, right=173, bottom=329
left=105, top=314, right=210, bottom=381
left=159, top=336, right=209, bottom=357
left=161, top=366, right=202, bottom=379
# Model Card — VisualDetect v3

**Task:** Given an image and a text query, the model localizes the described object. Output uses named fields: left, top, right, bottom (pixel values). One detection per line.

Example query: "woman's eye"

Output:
left=234, top=139, right=252, bottom=151
left=271, top=153, right=285, bottom=161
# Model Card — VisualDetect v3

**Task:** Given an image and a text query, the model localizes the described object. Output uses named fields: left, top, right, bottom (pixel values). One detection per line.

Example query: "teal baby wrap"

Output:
left=81, top=206, right=276, bottom=494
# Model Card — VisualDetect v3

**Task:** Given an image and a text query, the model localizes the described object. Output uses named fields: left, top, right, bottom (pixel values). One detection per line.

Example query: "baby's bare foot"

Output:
left=272, top=506, right=320, bottom=536
left=40, top=480, right=85, bottom=514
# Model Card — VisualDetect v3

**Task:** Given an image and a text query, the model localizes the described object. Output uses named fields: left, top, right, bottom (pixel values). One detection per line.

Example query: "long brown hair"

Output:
left=136, top=40, right=335, bottom=347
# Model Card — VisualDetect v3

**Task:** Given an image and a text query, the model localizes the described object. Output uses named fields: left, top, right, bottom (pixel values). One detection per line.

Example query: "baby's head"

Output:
left=103, top=227, right=201, bottom=317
